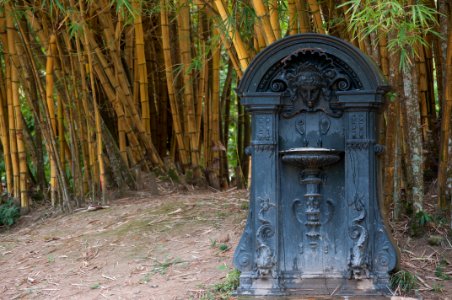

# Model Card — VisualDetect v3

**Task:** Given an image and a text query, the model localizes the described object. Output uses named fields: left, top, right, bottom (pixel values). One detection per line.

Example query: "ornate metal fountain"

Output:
left=233, top=34, right=399, bottom=296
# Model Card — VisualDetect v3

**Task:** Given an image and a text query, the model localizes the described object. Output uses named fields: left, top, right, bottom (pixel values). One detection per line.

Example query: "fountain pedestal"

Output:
left=281, top=148, right=342, bottom=251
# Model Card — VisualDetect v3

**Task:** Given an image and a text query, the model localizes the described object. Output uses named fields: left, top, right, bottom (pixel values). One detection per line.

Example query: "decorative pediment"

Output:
left=258, top=48, right=363, bottom=118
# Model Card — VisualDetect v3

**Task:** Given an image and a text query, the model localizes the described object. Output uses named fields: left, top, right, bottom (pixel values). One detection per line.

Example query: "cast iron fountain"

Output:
left=233, top=34, right=399, bottom=296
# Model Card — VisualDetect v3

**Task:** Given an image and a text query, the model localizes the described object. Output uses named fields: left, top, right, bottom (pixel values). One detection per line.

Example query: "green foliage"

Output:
left=386, top=91, right=397, bottom=102
left=0, top=197, right=20, bottom=227
left=230, top=1, right=257, bottom=43
left=435, top=259, right=451, bottom=280
left=212, top=269, right=240, bottom=298
left=240, top=201, right=249, bottom=210
left=140, top=272, right=151, bottom=284
left=69, top=20, right=83, bottom=38
left=167, top=168, right=180, bottom=184
left=341, top=0, right=440, bottom=71
left=390, top=270, right=418, bottom=293
left=218, top=243, right=229, bottom=252
left=90, top=283, right=100, bottom=289
left=151, top=257, right=183, bottom=275
left=415, top=210, right=433, bottom=226
left=40, top=0, right=66, bottom=14
left=427, top=235, right=443, bottom=246
left=431, top=283, right=444, bottom=293
left=112, top=0, right=137, bottom=17
left=216, top=264, right=228, bottom=271
left=409, top=210, right=433, bottom=237
left=200, top=269, right=240, bottom=299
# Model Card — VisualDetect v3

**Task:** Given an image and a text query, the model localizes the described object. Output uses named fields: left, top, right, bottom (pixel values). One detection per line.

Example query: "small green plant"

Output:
left=151, top=257, right=183, bottom=275
left=218, top=244, right=229, bottom=252
left=167, top=168, right=180, bottom=183
left=216, top=264, right=228, bottom=271
left=0, top=198, right=20, bottom=227
left=140, top=273, right=151, bottom=284
left=435, top=259, right=451, bottom=280
left=210, top=238, right=217, bottom=248
left=415, top=211, right=433, bottom=226
left=240, top=201, right=249, bottom=210
left=213, top=269, right=240, bottom=297
left=432, top=283, right=444, bottom=293
left=90, top=283, right=100, bottom=289
left=390, top=270, right=418, bottom=293
left=410, top=210, right=433, bottom=237
left=200, top=269, right=241, bottom=299
left=47, top=255, right=55, bottom=263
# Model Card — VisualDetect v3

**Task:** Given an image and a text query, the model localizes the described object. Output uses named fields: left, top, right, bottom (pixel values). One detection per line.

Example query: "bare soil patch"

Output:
left=0, top=187, right=451, bottom=299
left=0, top=188, right=248, bottom=299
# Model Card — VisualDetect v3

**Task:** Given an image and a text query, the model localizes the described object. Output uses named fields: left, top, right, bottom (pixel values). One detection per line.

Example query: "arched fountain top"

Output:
left=237, top=34, right=388, bottom=96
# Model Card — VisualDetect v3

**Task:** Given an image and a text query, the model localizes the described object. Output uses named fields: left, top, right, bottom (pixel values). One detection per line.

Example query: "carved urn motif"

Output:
left=234, top=34, right=399, bottom=296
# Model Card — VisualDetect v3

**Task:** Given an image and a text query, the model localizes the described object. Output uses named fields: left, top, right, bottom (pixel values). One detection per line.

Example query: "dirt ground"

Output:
left=0, top=185, right=451, bottom=300
left=0, top=187, right=248, bottom=299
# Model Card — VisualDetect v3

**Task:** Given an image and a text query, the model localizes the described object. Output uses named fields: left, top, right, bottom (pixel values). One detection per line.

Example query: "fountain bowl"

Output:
left=280, top=147, right=342, bottom=169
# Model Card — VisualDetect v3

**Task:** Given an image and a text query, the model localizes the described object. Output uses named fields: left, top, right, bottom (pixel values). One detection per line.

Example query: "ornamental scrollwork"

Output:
left=265, top=48, right=358, bottom=118
left=255, top=197, right=276, bottom=276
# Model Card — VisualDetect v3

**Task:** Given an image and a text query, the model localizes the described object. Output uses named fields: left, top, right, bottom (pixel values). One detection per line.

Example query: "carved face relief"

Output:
left=296, top=69, right=323, bottom=108
left=273, top=48, right=355, bottom=118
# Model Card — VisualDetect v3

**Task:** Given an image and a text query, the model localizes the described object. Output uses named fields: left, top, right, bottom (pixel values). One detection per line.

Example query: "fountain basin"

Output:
left=280, top=147, right=342, bottom=169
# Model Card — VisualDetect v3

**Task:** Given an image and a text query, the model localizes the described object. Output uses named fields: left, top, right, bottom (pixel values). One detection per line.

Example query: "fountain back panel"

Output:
left=233, top=34, right=399, bottom=296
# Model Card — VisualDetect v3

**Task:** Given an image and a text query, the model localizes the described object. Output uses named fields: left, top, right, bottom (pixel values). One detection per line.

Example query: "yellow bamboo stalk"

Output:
left=94, top=95, right=106, bottom=203
left=254, top=24, right=267, bottom=52
left=24, top=10, right=49, bottom=50
left=211, top=28, right=221, bottom=181
left=67, top=10, right=94, bottom=197
left=84, top=31, right=162, bottom=168
left=252, top=0, right=277, bottom=45
left=79, top=0, right=106, bottom=202
left=437, top=25, right=452, bottom=209
left=214, top=0, right=249, bottom=70
left=133, top=0, right=151, bottom=138
left=64, top=32, right=86, bottom=199
left=11, top=60, right=27, bottom=208
left=178, top=0, right=200, bottom=168
left=47, top=35, right=57, bottom=133
left=195, top=0, right=207, bottom=148
left=114, top=8, right=129, bottom=167
left=6, top=5, right=27, bottom=208
left=307, top=0, right=325, bottom=34
left=57, top=94, right=64, bottom=167
left=416, top=44, right=430, bottom=143
left=269, top=0, right=281, bottom=40
left=118, top=113, right=128, bottom=166
left=218, top=31, right=243, bottom=78
left=288, top=0, right=298, bottom=35
left=54, top=36, right=78, bottom=165
left=0, top=77, right=11, bottom=195
left=45, top=34, right=58, bottom=206
left=378, top=32, right=389, bottom=77
left=125, top=26, right=135, bottom=84
left=0, top=11, right=12, bottom=195
left=15, top=13, right=71, bottom=211
left=160, top=0, right=189, bottom=167
left=5, top=9, right=19, bottom=200
left=89, top=57, right=144, bottom=166
left=296, top=0, right=311, bottom=33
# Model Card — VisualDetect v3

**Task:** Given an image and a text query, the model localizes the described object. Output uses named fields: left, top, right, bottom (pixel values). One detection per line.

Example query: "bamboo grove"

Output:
left=0, top=0, right=451, bottom=222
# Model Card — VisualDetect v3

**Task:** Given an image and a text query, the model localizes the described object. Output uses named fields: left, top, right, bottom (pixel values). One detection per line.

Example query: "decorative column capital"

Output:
left=240, top=92, right=282, bottom=113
